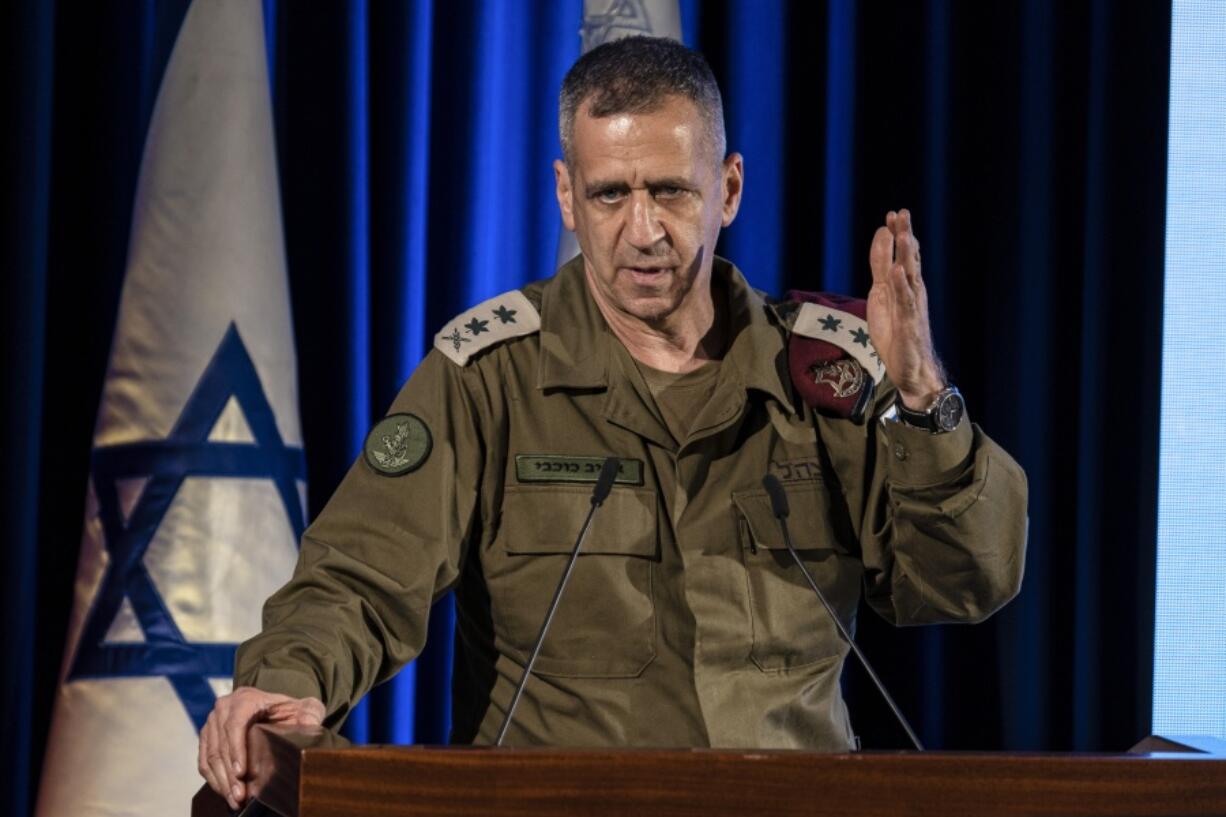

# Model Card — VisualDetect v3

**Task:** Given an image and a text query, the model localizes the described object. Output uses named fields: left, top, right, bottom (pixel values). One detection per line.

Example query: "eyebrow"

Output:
left=583, top=177, right=696, bottom=197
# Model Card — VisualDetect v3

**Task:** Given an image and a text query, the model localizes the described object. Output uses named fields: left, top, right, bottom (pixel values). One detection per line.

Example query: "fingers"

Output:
left=265, top=696, right=326, bottom=726
left=871, top=208, right=941, bottom=395
left=890, top=262, right=917, bottom=315
left=869, top=226, right=894, bottom=284
left=197, top=715, right=224, bottom=805
left=873, top=212, right=920, bottom=324
left=897, top=209, right=920, bottom=274
left=888, top=208, right=912, bottom=238
left=896, top=233, right=922, bottom=289
left=199, top=686, right=298, bottom=811
left=222, top=700, right=260, bottom=805
left=893, top=210, right=929, bottom=318
left=885, top=215, right=918, bottom=314
left=299, top=697, right=326, bottom=725
left=896, top=208, right=912, bottom=237
left=200, top=712, right=239, bottom=810
left=881, top=207, right=923, bottom=293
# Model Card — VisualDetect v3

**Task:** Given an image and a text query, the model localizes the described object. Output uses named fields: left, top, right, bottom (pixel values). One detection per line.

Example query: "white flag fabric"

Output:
left=555, top=0, right=684, bottom=269
left=35, top=1, right=304, bottom=814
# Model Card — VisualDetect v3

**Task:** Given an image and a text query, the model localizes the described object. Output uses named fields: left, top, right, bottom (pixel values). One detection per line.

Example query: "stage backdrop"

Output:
left=2, top=2, right=1171, bottom=814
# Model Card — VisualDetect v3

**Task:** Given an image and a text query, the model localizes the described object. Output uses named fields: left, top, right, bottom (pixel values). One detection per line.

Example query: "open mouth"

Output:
left=622, top=267, right=675, bottom=289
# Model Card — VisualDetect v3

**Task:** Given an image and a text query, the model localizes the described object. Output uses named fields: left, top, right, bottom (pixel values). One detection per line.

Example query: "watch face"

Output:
left=936, top=391, right=965, bottom=432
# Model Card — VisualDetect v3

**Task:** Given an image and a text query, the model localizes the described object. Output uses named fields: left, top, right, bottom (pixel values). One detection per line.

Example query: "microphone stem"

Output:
left=494, top=498, right=602, bottom=747
left=777, top=517, right=925, bottom=752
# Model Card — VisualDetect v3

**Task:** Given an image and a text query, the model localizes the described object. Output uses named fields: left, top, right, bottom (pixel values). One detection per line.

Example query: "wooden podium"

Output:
left=192, top=726, right=1226, bottom=817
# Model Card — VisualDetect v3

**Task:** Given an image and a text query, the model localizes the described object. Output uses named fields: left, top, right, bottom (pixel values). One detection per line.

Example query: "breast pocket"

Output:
left=486, top=484, right=658, bottom=678
left=732, top=481, right=862, bottom=673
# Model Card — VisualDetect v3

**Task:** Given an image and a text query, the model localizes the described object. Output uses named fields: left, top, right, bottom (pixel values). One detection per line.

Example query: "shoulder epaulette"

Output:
left=434, top=289, right=541, bottom=366
left=785, top=292, right=885, bottom=384
left=780, top=291, right=886, bottom=423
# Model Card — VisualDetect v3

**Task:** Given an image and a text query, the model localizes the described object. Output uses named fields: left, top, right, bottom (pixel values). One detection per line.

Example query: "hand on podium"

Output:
left=197, top=686, right=324, bottom=811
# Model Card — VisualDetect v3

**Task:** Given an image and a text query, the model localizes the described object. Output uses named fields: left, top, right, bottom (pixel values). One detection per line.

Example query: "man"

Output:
left=199, top=37, right=1026, bottom=809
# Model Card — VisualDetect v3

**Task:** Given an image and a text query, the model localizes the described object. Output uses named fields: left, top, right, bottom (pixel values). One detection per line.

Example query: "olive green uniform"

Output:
left=234, top=256, right=1027, bottom=749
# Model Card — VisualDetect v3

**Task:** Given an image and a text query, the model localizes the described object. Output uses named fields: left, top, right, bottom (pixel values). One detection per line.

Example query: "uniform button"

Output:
left=893, top=442, right=908, bottom=461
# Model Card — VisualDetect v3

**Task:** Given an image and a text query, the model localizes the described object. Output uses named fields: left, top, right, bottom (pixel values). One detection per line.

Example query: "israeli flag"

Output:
left=35, top=1, right=304, bottom=813
left=556, top=0, right=683, bottom=269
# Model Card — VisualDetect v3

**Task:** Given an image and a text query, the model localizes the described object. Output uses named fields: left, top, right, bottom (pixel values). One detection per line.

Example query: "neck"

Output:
left=589, top=273, right=726, bottom=374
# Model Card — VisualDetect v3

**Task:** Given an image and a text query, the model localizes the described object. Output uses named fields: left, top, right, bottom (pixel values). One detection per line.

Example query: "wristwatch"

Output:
left=895, top=385, right=965, bottom=433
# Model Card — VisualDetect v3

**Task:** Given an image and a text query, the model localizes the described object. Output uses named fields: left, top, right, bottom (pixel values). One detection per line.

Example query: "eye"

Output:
left=652, top=185, right=686, bottom=201
left=593, top=187, right=626, bottom=204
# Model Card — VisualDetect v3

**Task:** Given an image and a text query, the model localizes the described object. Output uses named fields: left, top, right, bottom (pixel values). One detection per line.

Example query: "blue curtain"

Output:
left=3, top=1, right=1171, bottom=813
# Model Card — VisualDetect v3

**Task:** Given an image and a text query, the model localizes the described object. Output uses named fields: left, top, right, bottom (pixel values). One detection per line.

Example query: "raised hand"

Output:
left=198, top=686, right=325, bottom=810
left=866, top=209, right=947, bottom=410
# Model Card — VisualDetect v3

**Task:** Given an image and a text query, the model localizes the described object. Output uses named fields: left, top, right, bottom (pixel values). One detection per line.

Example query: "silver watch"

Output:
left=895, top=386, right=965, bottom=433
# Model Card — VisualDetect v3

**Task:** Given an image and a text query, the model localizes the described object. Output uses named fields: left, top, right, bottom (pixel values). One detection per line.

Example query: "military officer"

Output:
left=199, top=36, right=1026, bottom=810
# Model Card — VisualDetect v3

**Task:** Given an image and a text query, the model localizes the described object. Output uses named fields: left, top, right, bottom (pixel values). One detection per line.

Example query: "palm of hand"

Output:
left=865, top=209, right=944, bottom=408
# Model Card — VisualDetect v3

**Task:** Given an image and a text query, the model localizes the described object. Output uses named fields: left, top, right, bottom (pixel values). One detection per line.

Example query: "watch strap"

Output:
left=895, top=386, right=964, bottom=433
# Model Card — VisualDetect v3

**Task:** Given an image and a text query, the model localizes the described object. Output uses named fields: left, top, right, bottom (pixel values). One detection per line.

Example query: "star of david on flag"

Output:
left=67, top=323, right=306, bottom=731
left=35, top=2, right=305, bottom=814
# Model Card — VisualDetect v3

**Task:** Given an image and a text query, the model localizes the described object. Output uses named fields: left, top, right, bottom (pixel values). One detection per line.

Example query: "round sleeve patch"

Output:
left=363, top=413, right=432, bottom=476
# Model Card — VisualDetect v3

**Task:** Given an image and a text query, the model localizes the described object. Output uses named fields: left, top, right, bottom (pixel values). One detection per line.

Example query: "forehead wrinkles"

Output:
left=573, top=110, right=702, bottom=186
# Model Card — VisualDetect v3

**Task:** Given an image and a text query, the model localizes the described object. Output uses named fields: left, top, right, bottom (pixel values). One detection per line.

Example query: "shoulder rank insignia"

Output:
left=434, top=289, right=541, bottom=366
left=785, top=291, right=885, bottom=423
left=364, top=413, right=432, bottom=476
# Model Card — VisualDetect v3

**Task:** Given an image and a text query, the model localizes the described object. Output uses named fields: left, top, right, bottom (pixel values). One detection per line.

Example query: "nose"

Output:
left=624, top=189, right=666, bottom=251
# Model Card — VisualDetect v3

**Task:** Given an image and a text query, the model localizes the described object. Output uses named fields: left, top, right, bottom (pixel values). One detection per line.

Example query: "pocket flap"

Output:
left=732, top=482, right=845, bottom=553
left=500, top=484, right=658, bottom=558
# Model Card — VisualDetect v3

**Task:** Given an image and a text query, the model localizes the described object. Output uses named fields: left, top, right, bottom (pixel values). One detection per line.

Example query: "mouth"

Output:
left=621, top=265, right=675, bottom=280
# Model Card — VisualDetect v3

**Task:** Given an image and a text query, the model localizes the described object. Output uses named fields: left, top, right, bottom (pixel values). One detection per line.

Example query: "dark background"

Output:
left=2, top=1, right=1170, bottom=813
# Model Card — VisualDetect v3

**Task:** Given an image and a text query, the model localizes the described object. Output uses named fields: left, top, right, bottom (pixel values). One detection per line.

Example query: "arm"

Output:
left=234, top=350, right=493, bottom=718
left=199, top=349, right=499, bottom=807
left=854, top=209, right=1027, bottom=624
left=858, top=380, right=1027, bottom=624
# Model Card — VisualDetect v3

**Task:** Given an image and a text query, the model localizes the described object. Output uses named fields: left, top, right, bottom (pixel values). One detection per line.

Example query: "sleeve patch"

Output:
left=792, top=302, right=885, bottom=384
left=363, top=413, right=432, bottom=476
left=434, top=289, right=541, bottom=366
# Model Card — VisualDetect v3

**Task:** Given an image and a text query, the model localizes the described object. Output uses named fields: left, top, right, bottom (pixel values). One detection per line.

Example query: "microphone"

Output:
left=494, top=456, right=620, bottom=746
left=761, top=474, right=925, bottom=751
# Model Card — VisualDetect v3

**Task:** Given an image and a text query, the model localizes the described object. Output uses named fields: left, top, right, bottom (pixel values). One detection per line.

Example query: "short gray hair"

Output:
left=558, top=36, right=726, bottom=168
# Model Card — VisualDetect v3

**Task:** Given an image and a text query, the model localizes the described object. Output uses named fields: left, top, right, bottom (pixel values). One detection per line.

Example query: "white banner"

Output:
left=35, top=1, right=304, bottom=813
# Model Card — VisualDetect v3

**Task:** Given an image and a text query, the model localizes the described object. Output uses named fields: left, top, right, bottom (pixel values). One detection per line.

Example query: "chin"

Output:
left=622, top=298, right=680, bottom=324
left=619, top=275, right=685, bottom=309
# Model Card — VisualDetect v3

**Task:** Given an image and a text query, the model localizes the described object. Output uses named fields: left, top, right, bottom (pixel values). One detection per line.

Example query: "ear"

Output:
left=554, top=159, right=576, bottom=232
left=720, top=152, right=744, bottom=227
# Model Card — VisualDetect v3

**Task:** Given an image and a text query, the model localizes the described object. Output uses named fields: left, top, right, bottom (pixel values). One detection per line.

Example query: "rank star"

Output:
left=819, top=313, right=842, bottom=332
left=465, top=317, right=490, bottom=335
left=444, top=328, right=470, bottom=352
left=492, top=305, right=517, bottom=324
left=850, top=327, right=871, bottom=347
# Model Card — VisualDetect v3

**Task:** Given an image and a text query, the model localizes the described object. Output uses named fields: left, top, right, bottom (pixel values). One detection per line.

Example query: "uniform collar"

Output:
left=536, top=254, right=610, bottom=390
left=536, top=254, right=796, bottom=415
left=717, top=259, right=797, bottom=416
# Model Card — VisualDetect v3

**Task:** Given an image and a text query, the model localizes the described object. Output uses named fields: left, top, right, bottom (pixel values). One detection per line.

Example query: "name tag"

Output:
left=769, top=458, right=821, bottom=482
left=515, top=455, right=644, bottom=486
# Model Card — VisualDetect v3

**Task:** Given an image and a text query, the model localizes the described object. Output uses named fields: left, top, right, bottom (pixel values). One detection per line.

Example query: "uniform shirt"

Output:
left=628, top=351, right=721, bottom=446
left=234, top=256, right=1028, bottom=749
